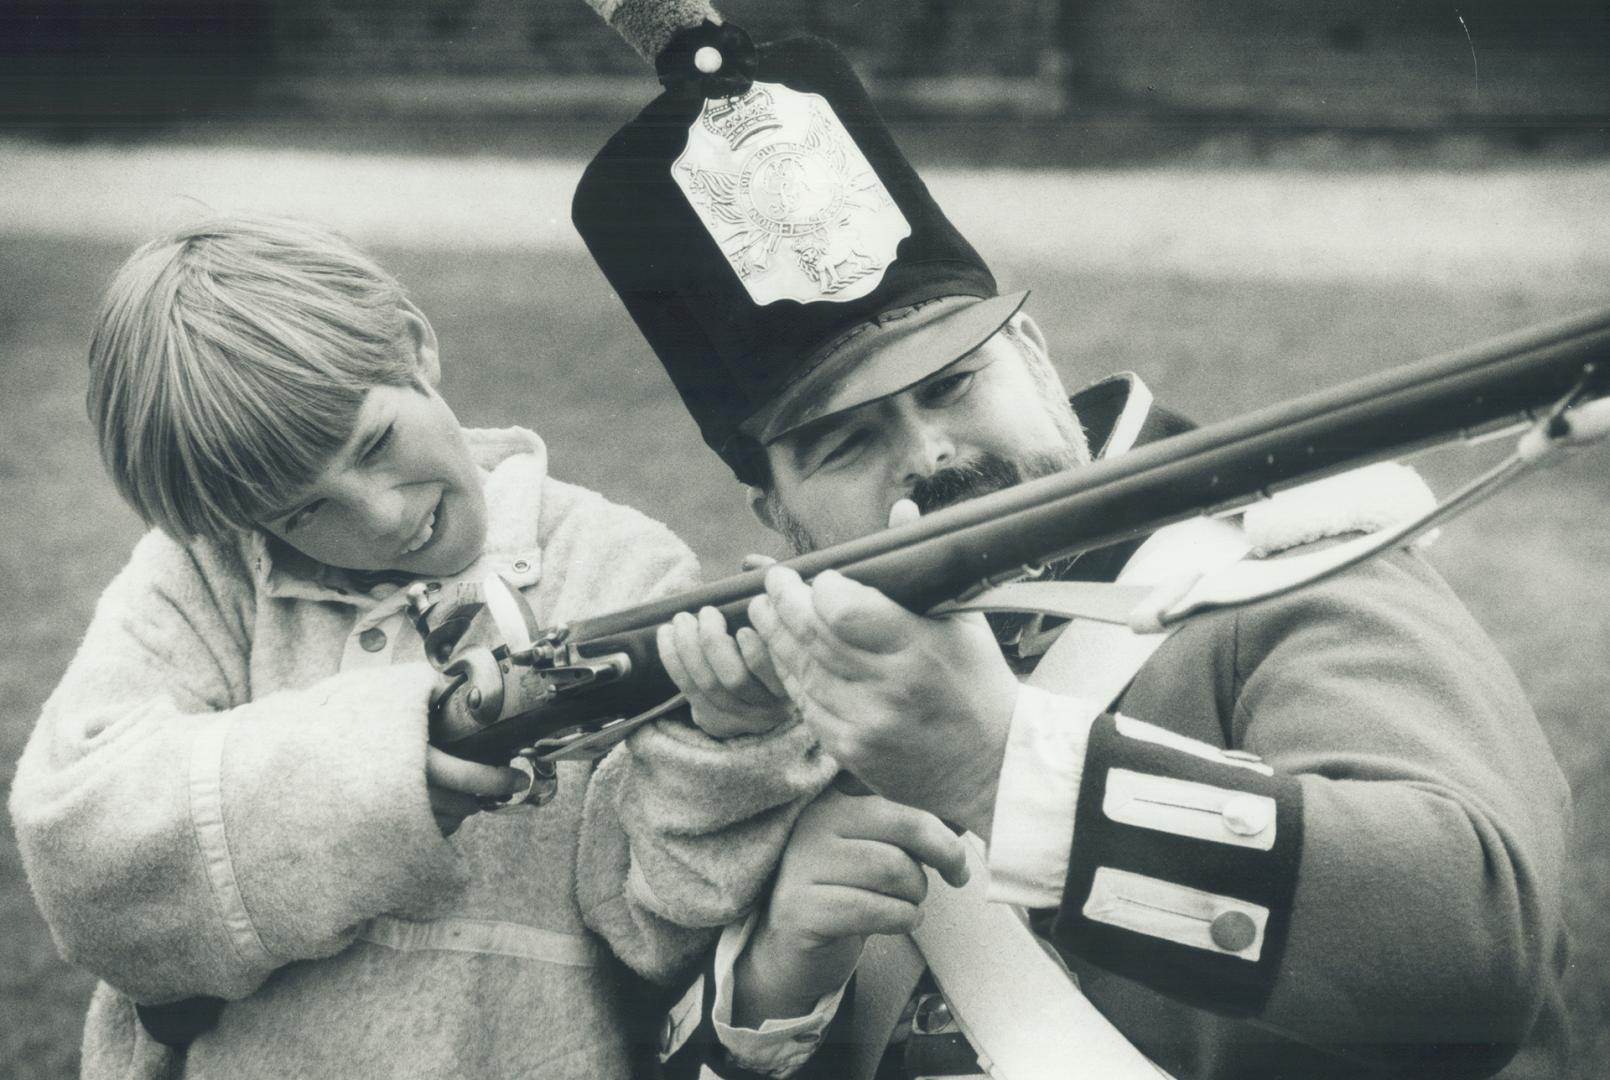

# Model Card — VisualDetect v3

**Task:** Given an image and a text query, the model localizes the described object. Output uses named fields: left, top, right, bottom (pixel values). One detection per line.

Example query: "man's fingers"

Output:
left=787, top=885, right=925, bottom=940
left=425, top=746, right=526, bottom=798
left=810, top=570, right=917, bottom=655
left=749, top=595, right=799, bottom=676
left=823, top=840, right=930, bottom=905
left=735, top=626, right=787, bottom=699
left=904, top=817, right=972, bottom=889
left=741, top=553, right=779, bottom=572
left=748, top=595, right=814, bottom=701
left=749, top=592, right=778, bottom=637
left=848, top=798, right=971, bottom=889
left=755, top=572, right=867, bottom=680
left=763, top=565, right=822, bottom=645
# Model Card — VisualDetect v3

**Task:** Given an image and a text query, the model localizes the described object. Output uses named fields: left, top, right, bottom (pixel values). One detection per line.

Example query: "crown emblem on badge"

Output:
left=673, top=82, right=912, bottom=306
left=698, top=87, right=782, bottom=148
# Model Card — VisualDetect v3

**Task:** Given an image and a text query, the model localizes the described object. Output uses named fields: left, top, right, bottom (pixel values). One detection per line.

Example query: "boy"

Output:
left=9, top=215, right=836, bottom=1079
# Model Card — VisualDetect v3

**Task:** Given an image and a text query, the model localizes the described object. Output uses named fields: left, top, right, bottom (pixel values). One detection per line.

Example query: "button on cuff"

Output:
left=1210, top=910, right=1259, bottom=952
left=1221, top=794, right=1272, bottom=837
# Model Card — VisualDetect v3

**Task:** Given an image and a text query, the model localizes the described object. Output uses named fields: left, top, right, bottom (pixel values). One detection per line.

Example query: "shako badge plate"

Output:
left=672, top=82, right=912, bottom=306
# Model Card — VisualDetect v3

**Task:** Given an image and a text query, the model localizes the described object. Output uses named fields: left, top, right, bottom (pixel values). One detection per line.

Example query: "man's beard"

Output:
left=769, top=444, right=1085, bottom=557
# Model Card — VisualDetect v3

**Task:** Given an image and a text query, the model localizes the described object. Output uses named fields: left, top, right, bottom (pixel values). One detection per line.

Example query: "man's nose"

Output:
left=896, top=415, right=956, bottom=486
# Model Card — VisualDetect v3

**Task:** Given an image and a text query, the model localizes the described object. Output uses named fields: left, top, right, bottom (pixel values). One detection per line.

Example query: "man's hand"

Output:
left=424, top=747, right=526, bottom=836
left=748, top=564, right=1020, bottom=837
left=657, top=605, right=794, bottom=738
left=732, top=784, right=969, bottom=1027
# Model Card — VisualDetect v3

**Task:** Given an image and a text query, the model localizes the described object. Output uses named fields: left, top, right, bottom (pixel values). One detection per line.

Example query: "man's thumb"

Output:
left=887, top=498, right=921, bottom=529
left=811, top=570, right=915, bottom=653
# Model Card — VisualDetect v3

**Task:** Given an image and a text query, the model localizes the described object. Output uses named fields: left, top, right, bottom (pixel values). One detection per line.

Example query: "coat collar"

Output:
left=1068, top=373, right=1435, bottom=561
left=1071, top=371, right=1194, bottom=462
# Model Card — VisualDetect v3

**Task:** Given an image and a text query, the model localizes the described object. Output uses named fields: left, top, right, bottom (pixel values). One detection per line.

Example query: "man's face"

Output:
left=257, top=382, right=488, bottom=576
left=761, top=329, right=1089, bottom=553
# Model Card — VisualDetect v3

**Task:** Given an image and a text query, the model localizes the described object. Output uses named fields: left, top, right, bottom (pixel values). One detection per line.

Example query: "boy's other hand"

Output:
left=731, top=785, right=968, bottom=1027
left=657, top=606, right=794, bottom=738
left=425, top=747, right=526, bottom=836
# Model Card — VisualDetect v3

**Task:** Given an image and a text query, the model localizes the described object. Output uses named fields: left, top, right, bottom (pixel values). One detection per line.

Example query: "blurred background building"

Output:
left=2, top=0, right=1606, bottom=159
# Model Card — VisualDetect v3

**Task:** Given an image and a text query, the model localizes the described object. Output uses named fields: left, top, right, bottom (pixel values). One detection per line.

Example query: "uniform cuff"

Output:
left=985, top=684, right=1098, bottom=908
left=711, top=912, right=847, bottom=1076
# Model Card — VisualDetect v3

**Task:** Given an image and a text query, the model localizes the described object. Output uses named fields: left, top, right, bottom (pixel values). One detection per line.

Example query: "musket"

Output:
left=424, top=305, right=1610, bottom=772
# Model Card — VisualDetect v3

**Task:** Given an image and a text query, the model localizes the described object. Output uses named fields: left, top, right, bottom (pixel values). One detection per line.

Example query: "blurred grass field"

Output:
left=3, top=158, right=1609, bottom=1077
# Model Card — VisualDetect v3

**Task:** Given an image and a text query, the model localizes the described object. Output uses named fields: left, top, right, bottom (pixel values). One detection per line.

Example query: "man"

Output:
left=572, top=14, right=1571, bottom=1080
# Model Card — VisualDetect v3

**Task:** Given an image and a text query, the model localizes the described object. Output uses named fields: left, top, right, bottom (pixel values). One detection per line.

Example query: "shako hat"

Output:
left=573, top=5, right=1024, bottom=482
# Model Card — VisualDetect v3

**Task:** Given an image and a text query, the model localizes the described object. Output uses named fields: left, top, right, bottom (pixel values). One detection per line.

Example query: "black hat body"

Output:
left=573, top=32, right=1002, bottom=478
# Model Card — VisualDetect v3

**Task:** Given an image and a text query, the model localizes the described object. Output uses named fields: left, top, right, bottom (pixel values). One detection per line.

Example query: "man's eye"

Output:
left=819, top=429, right=867, bottom=467
left=922, top=371, right=975, bottom=404
left=364, top=425, right=396, bottom=462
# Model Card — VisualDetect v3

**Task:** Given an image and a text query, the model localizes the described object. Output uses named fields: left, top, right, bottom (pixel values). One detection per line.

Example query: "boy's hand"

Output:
left=425, top=747, right=526, bottom=837
left=657, top=606, right=794, bottom=738
left=731, top=784, right=968, bottom=1027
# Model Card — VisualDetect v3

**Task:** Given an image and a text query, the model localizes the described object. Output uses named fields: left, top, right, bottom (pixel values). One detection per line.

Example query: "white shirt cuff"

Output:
left=710, top=911, right=848, bottom=1077
left=985, top=683, right=1099, bottom=908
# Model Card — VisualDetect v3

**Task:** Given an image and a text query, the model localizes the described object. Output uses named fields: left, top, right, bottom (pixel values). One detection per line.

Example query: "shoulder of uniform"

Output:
left=1241, top=462, right=1435, bottom=558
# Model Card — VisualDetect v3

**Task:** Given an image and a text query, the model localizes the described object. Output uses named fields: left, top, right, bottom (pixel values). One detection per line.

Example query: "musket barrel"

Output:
left=435, top=304, right=1610, bottom=762
left=575, top=303, right=1610, bottom=634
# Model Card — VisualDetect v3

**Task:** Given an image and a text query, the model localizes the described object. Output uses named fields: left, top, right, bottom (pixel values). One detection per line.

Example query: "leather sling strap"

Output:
left=846, top=518, right=1248, bottom=1079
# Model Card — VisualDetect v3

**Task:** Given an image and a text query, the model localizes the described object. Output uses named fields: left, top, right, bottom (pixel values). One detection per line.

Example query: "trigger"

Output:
left=482, top=573, right=541, bottom=653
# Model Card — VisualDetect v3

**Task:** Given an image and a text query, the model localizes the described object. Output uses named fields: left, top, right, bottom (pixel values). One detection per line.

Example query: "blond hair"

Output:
left=87, top=215, right=418, bottom=540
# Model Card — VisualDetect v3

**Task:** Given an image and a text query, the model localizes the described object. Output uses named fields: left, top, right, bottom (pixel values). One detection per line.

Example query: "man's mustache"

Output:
left=910, top=454, right=1028, bottom=515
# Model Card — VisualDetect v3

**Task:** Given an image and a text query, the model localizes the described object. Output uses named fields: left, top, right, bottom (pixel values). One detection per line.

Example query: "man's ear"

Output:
left=747, top=485, right=780, bottom=533
left=1009, top=310, right=1050, bottom=364
left=400, top=299, right=442, bottom=387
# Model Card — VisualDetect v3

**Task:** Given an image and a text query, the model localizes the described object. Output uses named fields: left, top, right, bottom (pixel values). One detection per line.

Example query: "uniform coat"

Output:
left=1040, top=386, right=1571, bottom=1078
left=670, top=381, right=1570, bottom=1080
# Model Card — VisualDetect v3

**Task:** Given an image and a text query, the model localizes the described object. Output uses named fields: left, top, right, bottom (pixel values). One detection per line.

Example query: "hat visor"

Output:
left=743, top=291, right=1030, bottom=446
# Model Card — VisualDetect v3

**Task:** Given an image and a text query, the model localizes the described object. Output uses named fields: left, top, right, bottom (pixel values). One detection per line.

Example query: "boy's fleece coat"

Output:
left=10, top=428, right=834, bottom=1079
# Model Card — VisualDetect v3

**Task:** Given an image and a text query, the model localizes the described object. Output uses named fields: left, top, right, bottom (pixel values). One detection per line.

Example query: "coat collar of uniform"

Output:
left=243, top=427, right=552, bottom=608
left=1071, top=373, right=1436, bottom=559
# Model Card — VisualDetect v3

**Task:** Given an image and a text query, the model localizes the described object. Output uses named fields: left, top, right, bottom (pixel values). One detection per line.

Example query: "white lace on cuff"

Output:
left=985, top=683, right=1098, bottom=908
left=712, top=911, right=848, bottom=1077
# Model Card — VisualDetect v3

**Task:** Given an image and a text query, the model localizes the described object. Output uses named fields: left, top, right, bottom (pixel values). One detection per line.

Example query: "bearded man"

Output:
left=572, top=15, right=1571, bottom=1080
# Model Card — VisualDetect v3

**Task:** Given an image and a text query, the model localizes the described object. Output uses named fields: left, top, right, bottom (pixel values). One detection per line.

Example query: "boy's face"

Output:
left=257, top=382, right=488, bottom=577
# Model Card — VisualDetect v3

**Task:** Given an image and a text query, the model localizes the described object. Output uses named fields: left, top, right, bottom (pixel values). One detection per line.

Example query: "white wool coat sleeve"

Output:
left=8, top=531, right=459, bottom=1004
left=579, top=713, right=837, bottom=978
left=530, top=477, right=836, bottom=982
left=574, top=585, right=838, bottom=979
